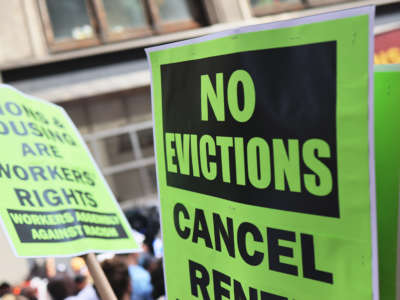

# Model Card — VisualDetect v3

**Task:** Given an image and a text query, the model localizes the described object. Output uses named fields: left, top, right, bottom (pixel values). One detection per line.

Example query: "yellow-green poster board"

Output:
left=0, top=85, right=138, bottom=257
left=147, top=6, right=379, bottom=300
left=374, top=64, right=400, bottom=300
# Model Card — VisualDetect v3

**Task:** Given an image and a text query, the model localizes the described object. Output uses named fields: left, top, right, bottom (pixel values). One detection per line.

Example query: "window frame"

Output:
left=91, top=0, right=154, bottom=43
left=250, top=0, right=306, bottom=17
left=38, top=0, right=101, bottom=52
left=306, top=0, right=349, bottom=8
left=147, top=0, right=201, bottom=34
left=38, top=0, right=204, bottom=52
left=249, top=0, right=358, bottom=17
left=83, top=120, right=156, bottom=204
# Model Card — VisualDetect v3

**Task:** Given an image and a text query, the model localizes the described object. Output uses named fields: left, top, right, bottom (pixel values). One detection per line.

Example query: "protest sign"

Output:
left=0, top=85, right=138, bottom=257
left=147, top=6, right=377, bottom=300
left=374, top=64, right=400, bottom=300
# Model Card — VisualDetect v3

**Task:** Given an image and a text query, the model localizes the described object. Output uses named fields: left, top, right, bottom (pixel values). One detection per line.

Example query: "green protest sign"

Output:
left=0, top=85, right=138, bottom=257
left=374, top=65, right=400, bottom=300
left=147, top=7, right=378, bottom=300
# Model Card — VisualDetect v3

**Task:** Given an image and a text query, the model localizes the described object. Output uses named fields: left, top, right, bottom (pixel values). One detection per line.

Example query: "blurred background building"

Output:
left=0, top=0, right=399, bottom=283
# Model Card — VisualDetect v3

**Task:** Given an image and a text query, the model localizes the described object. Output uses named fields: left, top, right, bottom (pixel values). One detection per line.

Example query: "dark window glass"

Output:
left=250, top=0, right=304, bottom=16
left=138, top=128, right=154, bottom=158
left=102, top=0, right=148, bottom=32
left=46, top=0, right=94, bottom=41
left=102, top=134, right=135, bottom=167
left=157, top=0, right=193, bottom=22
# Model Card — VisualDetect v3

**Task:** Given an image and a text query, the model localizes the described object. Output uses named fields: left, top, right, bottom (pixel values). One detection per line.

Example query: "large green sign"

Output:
left=374, top=65, right=400, bottom=300
left=147, top=7, right=378, bottom=300
left=0, top=85, right=138, bottom=257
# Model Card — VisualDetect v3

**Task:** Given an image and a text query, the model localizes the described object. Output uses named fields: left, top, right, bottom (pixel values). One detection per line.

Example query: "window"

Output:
left=305, top=0, right=352, bottom=7
left=85, top=122, right=157, bottom=205
left=249, top=0, right=351, bottom=16
left=250, top=0, right=305, bottom=16
left=39, top=0, right=100, bottom=51
left=96, top=0, right=153, bottom=42
left=62, top=89, right=157, bottom=208
left=39, top=0, right=205, bottom=51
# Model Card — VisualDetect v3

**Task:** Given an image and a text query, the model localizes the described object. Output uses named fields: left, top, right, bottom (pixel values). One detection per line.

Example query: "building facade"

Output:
left=0, top=0, right=399, bottom=210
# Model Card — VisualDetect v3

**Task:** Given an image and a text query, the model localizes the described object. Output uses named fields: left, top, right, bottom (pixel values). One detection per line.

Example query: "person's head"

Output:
left=20, top=287, right=37, bottom=300
left=47, top=277, right=74, bottom=300
left=150, top=258, right=165, bottom=299
left=118, top=253, right=140, bottom=266
left=73, top=275, right=87, bottom=293
left=101, top=259, right=130, bottom=300
left=0, top=282, right=11, bottom=297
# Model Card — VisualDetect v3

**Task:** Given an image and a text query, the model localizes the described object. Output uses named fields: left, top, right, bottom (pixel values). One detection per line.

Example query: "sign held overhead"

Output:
left=147, top=6, right=377, bottom=300
left=0, top=85, right=138, bottom=257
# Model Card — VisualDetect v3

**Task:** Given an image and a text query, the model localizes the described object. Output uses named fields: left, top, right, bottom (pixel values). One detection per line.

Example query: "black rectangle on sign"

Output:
left=8, top=208, right=128, bottom=243
left=161, top=42, right=339, bottom=218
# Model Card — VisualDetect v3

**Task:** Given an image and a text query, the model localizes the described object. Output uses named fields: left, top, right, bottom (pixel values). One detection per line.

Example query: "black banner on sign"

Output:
left=161, top=41, right=339, bottom=217
left=8, top=208, right=128, bottom=243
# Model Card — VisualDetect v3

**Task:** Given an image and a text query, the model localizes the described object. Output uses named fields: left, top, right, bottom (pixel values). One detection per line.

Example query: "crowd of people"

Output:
left=0, top=207, right=164, bottom=300
left=0, top=237, right=165, bottom=300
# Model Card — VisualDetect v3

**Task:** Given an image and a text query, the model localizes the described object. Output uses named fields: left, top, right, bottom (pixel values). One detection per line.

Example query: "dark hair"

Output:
left=101, top=259, right=129, bottom=300
left=74, top=275, right=86, bottom=285
left=0, top=282, right=11, bottom=297
left=0, top=283, right=10, bottom=289
left=47, top=277, right=74, bottom=300
left=150, top=258, right=165, bottom=299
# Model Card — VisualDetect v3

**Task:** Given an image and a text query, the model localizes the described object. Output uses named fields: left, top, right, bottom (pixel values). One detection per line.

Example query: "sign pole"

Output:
left=83, top=253, right=118, bottom=300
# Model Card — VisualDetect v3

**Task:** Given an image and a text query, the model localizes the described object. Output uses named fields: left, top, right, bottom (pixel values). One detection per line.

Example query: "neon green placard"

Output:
left=374, top=65, right=400, bottom=300
left=0, top=85, right=138, bottom=257
left=147, top=7, right=378, bottom=300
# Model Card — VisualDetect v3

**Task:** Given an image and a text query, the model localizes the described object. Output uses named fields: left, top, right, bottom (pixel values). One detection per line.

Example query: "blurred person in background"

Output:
left=148, top=259, right=164, bottom=300
left=138, top=238, right=154, bottom=271
left=120, top=252, right=153, bottom=300
left=61, top=257, right=130, bottom=300
left=100, top=259, right=130, bottom=300
left=1, top=293, right=28, bottom=300
left=20, top=287, right=37, bottom=300
left=47, top=277, right=74, bottom=300
left=72, top=276, right=87, bottom=295
left=63, top=277, right=97, bottom=300
left=0, top=283, right=11, bottom=298
left=69, top=258, right=90, bottom=296
left=46, top=257, right=93, bottom=300
left=0, top=283, right=28, bottom=300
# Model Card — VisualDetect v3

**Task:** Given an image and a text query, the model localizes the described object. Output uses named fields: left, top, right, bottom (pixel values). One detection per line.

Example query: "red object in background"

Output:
left=12, top=287, right=21, bottom=295
left=374, top=29, right=400, bottom=64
